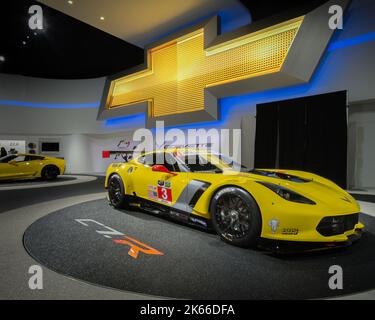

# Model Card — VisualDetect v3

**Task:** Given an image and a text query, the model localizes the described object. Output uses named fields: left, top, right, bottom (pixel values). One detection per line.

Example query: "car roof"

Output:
left=140, top=148, right=211, bottom=155
left=14, top=153, right=47, bottom=157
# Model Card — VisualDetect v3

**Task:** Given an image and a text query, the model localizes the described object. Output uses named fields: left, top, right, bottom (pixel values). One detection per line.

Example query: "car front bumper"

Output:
left=258, top=227, right=363, bottom=254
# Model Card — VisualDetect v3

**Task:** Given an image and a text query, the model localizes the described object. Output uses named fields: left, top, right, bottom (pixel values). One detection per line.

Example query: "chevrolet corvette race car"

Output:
left=0, top=153, right=65, bottom=181
left=105, top=149, right=364, bottom=251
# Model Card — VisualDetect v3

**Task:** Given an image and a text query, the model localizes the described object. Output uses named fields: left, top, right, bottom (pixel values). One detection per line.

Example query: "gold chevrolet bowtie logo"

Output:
left=97, top=0, right=349, bottom=127
left=101, top=16, right=304, bottom=126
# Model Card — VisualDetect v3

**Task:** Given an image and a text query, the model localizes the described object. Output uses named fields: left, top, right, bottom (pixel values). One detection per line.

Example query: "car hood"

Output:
left=233, top=169, right=359, bottom=212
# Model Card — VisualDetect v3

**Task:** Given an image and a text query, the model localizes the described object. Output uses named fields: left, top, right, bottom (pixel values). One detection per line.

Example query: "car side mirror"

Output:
left=8, top=160, right=17, bottom=166
left=151, top=165, right=176, bottom=175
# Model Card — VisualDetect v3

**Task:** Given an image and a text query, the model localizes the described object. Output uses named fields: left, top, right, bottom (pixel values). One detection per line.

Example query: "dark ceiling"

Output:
left=0, top=0, right=328, bottom=79
left=0, top=0, right=144, bottom=79
left=239, top=0, right=328, bottom=21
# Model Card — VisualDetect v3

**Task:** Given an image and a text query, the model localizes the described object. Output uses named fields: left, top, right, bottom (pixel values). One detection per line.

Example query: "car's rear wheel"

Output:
left=108, top=174, right=128, bottom=209
left=41, top=165, right=60, bottom=180
left=210, top=187, right=261, bottom=248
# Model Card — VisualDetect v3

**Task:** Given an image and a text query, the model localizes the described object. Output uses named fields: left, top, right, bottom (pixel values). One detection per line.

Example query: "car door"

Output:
left=23, top=155, right=44, bottom=176
left=0, top=155, right=16, bottom=179
left=0, top=155, right=33, bottom=179
left=174, top=152, right=222, bottom=214
left=130, top=152, right=189, bottom=211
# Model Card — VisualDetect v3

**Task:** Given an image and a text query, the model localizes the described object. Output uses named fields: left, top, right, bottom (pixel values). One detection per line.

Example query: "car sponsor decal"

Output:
left=75, top=219, right=164, bottom=259
left=152, top=180, right=173, bottom=204
left=190, top=217, right=208, bottom=228
left=268, top=219, right=280, bottom=234
left=164, top=181, right=171, bottom=188
left=148, top=185, right=158, bottom=200
left=157, top=184, right=172, bottom=204
left=281, top=228, right=299, bottom=235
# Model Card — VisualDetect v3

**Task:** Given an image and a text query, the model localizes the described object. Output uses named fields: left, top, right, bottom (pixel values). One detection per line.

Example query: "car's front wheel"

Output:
left=107, top=174, right=128, bottom=209
left=210, top=187, right=261, bottom=248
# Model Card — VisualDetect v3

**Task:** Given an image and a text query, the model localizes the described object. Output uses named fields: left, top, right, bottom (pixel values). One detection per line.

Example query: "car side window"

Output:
left=13, top=156, right=26, bottom=163
left=138, top=153, right=181, bottom=172
left=25, top=156, right=44, bottom=161
left=136, top=153, right=157, bottom=167
left=143, top=153, right=156, bottom=167
left=179, top=154, right=219, bottom=172
left=163, top=153, right=179, bottom=172
left=137, top=155, right=145, bottom=164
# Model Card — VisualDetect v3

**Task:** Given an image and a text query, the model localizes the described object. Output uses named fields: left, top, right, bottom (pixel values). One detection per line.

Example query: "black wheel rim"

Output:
left=108, top=178, right=122, bottom=206
left=214, top=194, right=252, bottom=240
left=45, top=167, right=58, bottom=179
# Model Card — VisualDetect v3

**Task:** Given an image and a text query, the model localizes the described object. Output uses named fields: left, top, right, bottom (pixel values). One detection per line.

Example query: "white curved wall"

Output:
left=0, top=74, right=144, bottom=174
left=64, top=134, right=92, bottom=174
left=0, top=74, right=104, bottom=105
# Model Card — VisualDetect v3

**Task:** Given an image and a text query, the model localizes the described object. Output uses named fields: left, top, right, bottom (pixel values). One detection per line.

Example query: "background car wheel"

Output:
left=108, top=174, right=128, bottom=209
left=210, top=187, right=262, bottom=248
left=41, top=165, right=60, bottom=180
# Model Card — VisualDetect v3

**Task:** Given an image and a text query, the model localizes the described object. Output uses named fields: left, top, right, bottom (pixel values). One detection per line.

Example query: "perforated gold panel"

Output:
left=108, top=17, right=304, bottom=118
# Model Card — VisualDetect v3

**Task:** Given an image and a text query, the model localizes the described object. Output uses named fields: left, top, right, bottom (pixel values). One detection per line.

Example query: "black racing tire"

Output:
left=210, top=187, right=262, bottom=248
left=107, top=174, right=129, bottom=209
left=41, top=165, right=60, bottom=180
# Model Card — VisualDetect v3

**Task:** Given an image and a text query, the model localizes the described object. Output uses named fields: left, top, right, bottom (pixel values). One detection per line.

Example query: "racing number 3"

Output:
left=157, top=186, right=172, bottom=202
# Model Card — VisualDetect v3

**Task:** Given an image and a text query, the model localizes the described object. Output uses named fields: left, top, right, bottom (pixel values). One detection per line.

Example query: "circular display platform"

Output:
left=0, top=176, right=76, bottom=185
left=0, top=175, right=97, bottom=191
left=24, top=199, right=375, bottom=299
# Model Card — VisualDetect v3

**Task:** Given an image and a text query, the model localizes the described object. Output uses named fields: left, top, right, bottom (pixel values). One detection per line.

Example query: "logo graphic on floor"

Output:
left=75, top=219, right=164, bottom=259
left=113, top=236, right=164, bottom=259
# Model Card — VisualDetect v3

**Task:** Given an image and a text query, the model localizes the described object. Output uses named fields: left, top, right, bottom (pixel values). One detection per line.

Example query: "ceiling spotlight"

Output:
left=27, top=36, right=30, bottom=39
left=100, top=16, right=105, bottom=21
left=22, top=41, right=27, bottom=45
left=34, top=32, right=37, bottom=36
left=0, top=56, right=5, bottom=62
left=68, top=0, right=73, bottom=4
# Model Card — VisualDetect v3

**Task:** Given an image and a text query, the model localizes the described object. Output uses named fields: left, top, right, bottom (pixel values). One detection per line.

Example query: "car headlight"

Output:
left=257, top=181, right=316, bottom=205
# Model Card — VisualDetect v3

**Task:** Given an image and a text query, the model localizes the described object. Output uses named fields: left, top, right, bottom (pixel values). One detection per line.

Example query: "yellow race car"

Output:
left=0, top=153, right=65, bottom=181
left=105, top=149, right=364, bottom=251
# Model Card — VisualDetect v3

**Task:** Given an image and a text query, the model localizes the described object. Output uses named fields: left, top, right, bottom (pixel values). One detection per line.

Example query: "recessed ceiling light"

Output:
left=0, top=56, right=5, bottom=62
left=34, top=32, right=37, bottom=36
left=68, top=0, right=73, bottom=4
left=22, top=41, right=26, bottom=45
left=100, top=16, right=105, bottom=21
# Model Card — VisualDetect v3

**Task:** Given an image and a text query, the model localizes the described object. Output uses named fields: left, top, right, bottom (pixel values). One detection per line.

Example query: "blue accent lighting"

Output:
left=105, top=113, right=146, bottom=127
left=328, top=30, right=375, bottom=52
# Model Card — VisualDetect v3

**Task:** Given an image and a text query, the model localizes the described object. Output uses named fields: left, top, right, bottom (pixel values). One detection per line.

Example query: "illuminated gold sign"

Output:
left=101, top=17, right=303, bottom=122
left=97, top=1, right=349, bottom=127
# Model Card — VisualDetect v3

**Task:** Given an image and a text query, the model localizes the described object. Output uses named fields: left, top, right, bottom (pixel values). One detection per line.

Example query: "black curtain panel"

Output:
left=254, top=91, right=347, bottom=188
left=304, top=91, right=347, bottom=188
left=254, top=102, right=278, bottom=168
left=278, top=99, right=308, bottom=171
